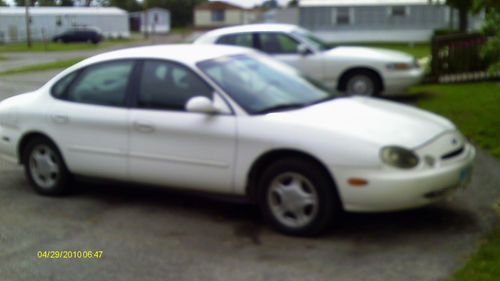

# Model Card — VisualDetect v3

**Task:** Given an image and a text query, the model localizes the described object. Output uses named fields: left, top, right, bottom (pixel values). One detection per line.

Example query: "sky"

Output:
left=3, top=0, right=292, bottom=8
left=220, top=0, right=292, bottom=8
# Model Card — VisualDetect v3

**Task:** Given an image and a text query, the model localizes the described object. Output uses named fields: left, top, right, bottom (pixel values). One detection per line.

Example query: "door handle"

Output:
left=133, top=121, right=155, bottom=133
left=52, top=114, right=69, bottom=124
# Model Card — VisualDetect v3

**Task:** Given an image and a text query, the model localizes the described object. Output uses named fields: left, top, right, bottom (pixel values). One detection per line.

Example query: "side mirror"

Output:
left=297, top=44, right=311, bottom=56
left=186, top=96, right=218, bottom=114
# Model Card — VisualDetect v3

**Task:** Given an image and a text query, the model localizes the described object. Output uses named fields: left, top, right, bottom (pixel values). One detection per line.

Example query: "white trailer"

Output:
left=0, top=7, right=130, bottom=43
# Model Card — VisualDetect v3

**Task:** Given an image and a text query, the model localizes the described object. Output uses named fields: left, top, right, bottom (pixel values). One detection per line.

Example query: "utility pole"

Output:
left=25, top=0, right=32, bottom=48
left=143, top=0, right=149, bottom=39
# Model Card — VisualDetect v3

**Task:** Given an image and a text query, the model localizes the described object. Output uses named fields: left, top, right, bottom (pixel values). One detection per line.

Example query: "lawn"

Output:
left=0, top=58, right=83, bottom=76
left=447, top=226, right=500, bottom=281
left=0, top=38, right=136, bottom=53
left=412, top=82, right=500, bottom=158
left=411, top=81, right=500, bottom=281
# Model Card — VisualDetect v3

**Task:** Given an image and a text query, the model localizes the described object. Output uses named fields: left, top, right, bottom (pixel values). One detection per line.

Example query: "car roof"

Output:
left=196, top=24, right=300, bottom=41
left=77, top=44, right=254, bottom=67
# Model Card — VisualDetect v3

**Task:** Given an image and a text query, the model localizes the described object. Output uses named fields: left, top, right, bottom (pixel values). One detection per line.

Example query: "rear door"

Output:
left=47, top=60, right=135, bottom=180
left=215, top=33, right=255, bottom=49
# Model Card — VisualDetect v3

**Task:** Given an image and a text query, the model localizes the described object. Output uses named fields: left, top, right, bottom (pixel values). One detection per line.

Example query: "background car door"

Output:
left=255, top=32, right=325, bottom=82
left=128, top=59, right=237, bottom=193
left=47, top=60, right=134, bottom=180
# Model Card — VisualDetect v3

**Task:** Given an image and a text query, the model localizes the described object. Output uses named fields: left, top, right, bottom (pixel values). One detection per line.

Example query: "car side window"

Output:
left=65, top=60, right=134, bottom=107
left=215, top=33, right=253, bottom=48
left=138, top=60, right=212, bottom=111
left=258, top=33, right=300, bottom=55
left=51, top=71, right=78, bottom=98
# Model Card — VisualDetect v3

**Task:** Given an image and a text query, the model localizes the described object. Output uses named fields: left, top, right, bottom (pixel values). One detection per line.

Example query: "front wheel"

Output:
left=23, top=137, right=72, bottom=196
left=345, top=71, right=380, bottom=96
left=258, top=158, right=341, bottom=236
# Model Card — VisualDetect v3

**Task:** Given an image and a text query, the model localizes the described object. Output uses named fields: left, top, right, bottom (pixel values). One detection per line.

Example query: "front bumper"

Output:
left=382, top=67, right=424, bottom=96
left=332, top=143, right=475, bottom=212
left=0, top=125, right=20, bottom=163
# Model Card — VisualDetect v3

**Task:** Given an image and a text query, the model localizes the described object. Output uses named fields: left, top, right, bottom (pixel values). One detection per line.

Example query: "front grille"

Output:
left=441, top=146, right=465, bottom=160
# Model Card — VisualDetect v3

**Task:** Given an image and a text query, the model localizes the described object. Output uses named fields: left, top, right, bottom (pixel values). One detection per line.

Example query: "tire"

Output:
left=23, top=137, right=72, bottom=196
left=344, top=70, right=380, bottom=96
left=258, top=157, right=341, bottom=236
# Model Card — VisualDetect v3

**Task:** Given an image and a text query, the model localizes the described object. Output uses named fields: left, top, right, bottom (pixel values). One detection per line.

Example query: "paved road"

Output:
left=0, top=34, right=188, bottom=73
left=0, top=71, right=499, bottom=281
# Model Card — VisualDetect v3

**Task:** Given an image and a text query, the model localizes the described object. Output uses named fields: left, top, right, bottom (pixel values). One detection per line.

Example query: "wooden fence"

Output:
left=431, top=33, right=499, bottom=83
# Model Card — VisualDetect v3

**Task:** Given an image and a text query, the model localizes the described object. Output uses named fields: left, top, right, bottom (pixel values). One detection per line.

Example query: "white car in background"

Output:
left=0, top=45, right=474, bottom=236
left=194, top=24, right=424, bottom=96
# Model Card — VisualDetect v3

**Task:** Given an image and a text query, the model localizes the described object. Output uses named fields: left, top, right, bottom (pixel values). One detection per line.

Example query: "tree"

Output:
left=288, top=0, right=299, bottom=7
left=479, top=0, right=500, bottom=73
left=430, top=0, right=474, bottom=32
left=13, top=0, right=61, bottom=6
left=107, top=0, right=142, bottom=12
left=146, top=0, right=207, bottom=27
left=0, top=0, right=7, bottom=6
left=261, top=0, right=279, bottom=9
left=59, top=0, right=73, bottom=6
left=37, top=0, right=57, bottom=6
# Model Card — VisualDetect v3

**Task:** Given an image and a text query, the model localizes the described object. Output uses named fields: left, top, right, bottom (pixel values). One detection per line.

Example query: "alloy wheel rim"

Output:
left=29, top=145, right=60, bottom=189
left=267, top=172, right=319, bottom=228
left=347, top=75, right=374, bottom=96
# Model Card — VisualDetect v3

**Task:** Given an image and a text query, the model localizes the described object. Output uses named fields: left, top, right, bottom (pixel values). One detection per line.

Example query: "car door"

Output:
left=65, top=30, right=77, bottom=42
left=47, top=59, right=135, bottom=180
left=128, top=59, right=237, bottom=193
left=255, top=32, right=325, bottom=82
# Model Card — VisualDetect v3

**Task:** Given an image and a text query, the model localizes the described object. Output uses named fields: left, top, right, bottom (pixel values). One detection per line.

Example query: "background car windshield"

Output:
left=197, top=54, right=336, bottom=114
left=292, top=30, right=329, bottom=51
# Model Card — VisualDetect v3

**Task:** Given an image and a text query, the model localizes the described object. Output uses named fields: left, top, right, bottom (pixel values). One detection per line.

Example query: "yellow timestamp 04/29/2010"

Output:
left=37, top=250, right=103, bottom=259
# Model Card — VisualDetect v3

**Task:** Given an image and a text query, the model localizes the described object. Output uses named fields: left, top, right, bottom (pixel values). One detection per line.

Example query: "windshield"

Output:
left=197, top=54, right=337, bottom=114
left=292, top=29, right=330, bottom=51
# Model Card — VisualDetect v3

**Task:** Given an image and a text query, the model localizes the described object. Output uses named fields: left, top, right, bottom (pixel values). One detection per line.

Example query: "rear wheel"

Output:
left=258, top=158, right=340, bottom=236
left=23, top=137, right=71, bottom=196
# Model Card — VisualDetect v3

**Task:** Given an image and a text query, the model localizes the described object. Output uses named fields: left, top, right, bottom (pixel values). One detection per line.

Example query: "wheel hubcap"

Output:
left=267, top=172, right=319, bottom=228
left=347, top=75, right=374, bottom=96
left=29, top=145, right=60, bottom=189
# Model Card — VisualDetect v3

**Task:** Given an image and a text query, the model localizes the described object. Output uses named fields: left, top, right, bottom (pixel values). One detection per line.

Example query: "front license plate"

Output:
left=459, top=166, right=472, bottom=188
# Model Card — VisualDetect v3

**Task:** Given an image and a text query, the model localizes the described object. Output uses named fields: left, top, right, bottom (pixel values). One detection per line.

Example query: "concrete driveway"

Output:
left=0, top=70, right=499, bottom=281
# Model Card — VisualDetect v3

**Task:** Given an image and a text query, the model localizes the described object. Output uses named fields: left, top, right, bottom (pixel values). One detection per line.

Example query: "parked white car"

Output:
left=0, top=45, right=474, bottom=236
left=194, top=24, right=424, bottom=96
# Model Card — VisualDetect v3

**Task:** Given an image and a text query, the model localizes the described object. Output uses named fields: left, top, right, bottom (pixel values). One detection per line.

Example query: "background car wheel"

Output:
left=258, top=157, right=341, bottom=236
left=345, top=70, right=380, bottom=96
left=23, top=137, right=71, bottom=196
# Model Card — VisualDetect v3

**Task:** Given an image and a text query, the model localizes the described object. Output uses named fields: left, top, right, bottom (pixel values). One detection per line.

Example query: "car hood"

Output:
left=324, top=46, right=414, bottom=62
left=265, top=97, right=455, bottom=148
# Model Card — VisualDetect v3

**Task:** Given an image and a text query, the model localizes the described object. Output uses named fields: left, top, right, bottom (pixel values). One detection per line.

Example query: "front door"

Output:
left=128, top=59, right=237, bottom=193
left=256, top=32, right=324, bottom=81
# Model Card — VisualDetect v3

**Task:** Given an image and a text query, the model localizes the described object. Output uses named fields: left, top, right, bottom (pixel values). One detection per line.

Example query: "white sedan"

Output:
left=194, top=24, right=424, bottom=96
left=0, top=45, right=474, bottom=236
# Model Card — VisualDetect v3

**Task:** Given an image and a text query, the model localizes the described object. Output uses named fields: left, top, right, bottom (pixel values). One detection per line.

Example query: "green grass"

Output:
left=339, top=42, right=430, bottom=59
left=170, top=26, right=194, bottom=34
left=0, top=38, right=136, bottom=53
left=412, top=82, right=500, bottom=281
left=447, top=228, right=500, bottom=281
left=0, top=57, right=83, bottom=76
left=412, top=82, right=500, bottom=158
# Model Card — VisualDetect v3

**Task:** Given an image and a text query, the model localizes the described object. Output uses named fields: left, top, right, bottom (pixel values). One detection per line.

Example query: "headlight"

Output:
left=381, top=146, right=419, bottom=169
left=386, top=63, right=412, bottom=71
